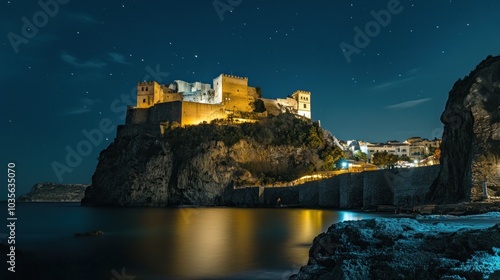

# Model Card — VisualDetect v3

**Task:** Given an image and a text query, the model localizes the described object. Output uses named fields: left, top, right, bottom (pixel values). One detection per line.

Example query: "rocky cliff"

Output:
left=19, top=183, right=89, bottom=202
left=428, top=55, right=500, bottom=203
left=82, top=114, right=343, bottom=206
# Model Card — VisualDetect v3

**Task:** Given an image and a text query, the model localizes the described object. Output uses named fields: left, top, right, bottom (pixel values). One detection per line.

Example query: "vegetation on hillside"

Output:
left=372, top=151, right=399, bottom=168
left=162, top=113, right=344, bottom=183
left=352, top=150, right=368, bottom=162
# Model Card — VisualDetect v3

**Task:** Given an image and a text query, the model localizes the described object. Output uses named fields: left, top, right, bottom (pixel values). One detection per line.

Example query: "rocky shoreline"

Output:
left=291, top=214, right=500, bottom=280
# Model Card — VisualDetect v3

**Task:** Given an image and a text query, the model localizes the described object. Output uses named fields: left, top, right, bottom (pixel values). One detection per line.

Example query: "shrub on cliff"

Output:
left=163, top=113, right=343, bottom=180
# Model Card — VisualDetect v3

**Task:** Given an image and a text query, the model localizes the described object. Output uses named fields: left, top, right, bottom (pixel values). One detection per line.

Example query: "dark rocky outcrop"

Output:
left=82, top=114, right=343, bottom=207
left=19, top=183, right=89, bottom=202
left=428, top=55, right=500, bottom=203
left=291, top=218, right=500, bottom=280
left=74, top=230, right=103, bottom=237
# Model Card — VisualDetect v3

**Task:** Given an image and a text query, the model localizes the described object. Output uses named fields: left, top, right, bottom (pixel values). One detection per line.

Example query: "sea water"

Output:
left=0, top=203, right=390, bottom=280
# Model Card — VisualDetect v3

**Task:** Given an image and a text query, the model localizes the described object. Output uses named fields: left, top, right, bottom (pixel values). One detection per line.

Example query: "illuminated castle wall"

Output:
left=127, top=73, right=312, bottom=127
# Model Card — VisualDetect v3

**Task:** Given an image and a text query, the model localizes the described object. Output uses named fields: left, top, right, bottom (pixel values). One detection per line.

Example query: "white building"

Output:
left=406, top=137, right=441, bottom=159
left=361, top=143, right=410, bottom=161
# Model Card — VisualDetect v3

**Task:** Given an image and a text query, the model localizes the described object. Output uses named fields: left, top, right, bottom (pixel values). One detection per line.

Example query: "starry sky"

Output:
left=2, top=0, right=500, bottom=195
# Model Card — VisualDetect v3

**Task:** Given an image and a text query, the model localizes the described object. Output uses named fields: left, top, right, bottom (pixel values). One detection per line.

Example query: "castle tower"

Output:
left=136, top=81, right=162, bottom=108
left=213, top=74, right=250, bottom=112
left=292, top=90, right=311, bottom=119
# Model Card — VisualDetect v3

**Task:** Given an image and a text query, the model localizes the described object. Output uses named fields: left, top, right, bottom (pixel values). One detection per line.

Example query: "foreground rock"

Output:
left=291, top=217, right=500, bottom=280
left=428, top=55, right=500, bottom=203
left=19, top=183, right=89, bottom=202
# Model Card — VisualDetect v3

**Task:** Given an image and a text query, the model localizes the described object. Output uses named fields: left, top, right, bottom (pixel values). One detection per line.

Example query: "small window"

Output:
left=143, top=98, right=146, bottom=103
left=146, top=87, right=148, bottom=91
left=303, top=104, right=307, bottom=109
left=141, top=87, right=144, bottom=91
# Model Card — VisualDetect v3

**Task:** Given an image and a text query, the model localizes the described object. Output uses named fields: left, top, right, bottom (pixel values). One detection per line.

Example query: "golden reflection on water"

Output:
left=127, top=208, right=370, bottom=279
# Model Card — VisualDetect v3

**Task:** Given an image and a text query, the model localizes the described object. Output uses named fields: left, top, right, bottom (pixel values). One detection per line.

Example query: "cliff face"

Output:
left=82, top=114, right=342, bottom=206
left=428, top=55, right=500, bottom=203
left=19, top=183, right=89, bottom=202
left=81, top=136, right=172, bottom=206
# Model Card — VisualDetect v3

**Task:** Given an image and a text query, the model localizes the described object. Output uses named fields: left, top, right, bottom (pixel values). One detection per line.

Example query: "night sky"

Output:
left=2, top=0, right=500, bottom=196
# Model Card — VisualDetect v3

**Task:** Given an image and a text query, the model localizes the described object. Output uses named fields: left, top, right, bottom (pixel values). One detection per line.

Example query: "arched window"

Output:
left=146, top=87, right=149, bottom=91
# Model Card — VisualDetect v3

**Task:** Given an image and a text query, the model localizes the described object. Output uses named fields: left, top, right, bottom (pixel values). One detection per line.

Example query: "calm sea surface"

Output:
left=0, top=203, right=392, bottom=280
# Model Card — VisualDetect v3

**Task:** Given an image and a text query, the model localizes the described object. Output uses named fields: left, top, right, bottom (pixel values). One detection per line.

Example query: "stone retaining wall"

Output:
left=228, top=165, right=441, bottom=209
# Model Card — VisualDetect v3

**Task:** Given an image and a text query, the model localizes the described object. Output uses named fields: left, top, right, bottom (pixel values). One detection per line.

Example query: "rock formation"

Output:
left=82, top=114, right=343, bottom=206
left=428, top=55, right=500, bottom=203
left=291, top=217, right=500, bottom=280
left=19, top=183, right=89, bottom=202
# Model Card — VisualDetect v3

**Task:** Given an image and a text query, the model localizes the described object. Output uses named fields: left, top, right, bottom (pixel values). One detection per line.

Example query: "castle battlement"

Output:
left=221, top=73, right=248, bottom=80
left=138, top=81, right=157, bottom=86
left=293, top=90, right=311, bottom=95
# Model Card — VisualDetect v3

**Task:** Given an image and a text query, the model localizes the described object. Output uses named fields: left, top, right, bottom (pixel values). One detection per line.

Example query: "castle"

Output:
left=119, top=74, right=311, bottom=137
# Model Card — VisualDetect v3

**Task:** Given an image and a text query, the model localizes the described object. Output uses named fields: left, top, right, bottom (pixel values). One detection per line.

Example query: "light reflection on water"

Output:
left=0, top=203, right=389, bottom=280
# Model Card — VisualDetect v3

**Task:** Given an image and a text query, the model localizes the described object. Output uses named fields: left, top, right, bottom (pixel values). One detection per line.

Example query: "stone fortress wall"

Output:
left=124, top=74, right=312, bottom=134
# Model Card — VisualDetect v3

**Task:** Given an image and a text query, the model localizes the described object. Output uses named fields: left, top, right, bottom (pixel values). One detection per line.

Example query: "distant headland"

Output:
left=19, top=183, right=89, bottom=202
